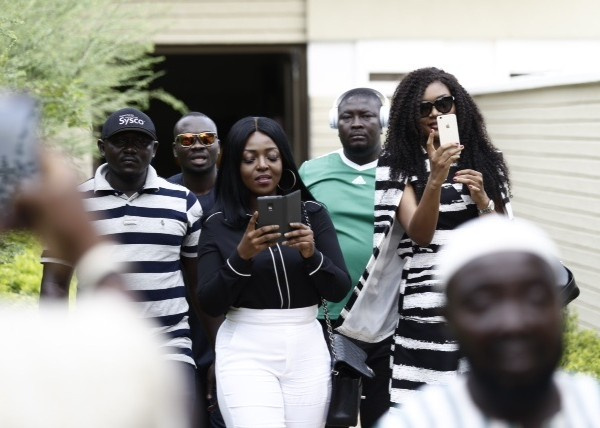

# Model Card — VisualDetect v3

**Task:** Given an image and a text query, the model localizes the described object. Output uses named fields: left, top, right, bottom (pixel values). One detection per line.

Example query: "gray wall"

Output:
left=475, top=80, right=600, bottom=331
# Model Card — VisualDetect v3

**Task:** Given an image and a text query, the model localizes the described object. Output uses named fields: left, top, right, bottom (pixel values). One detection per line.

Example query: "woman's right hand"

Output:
left=236, top=211, right=282, bottom=260
left=426, top=130, right=463, bottom=188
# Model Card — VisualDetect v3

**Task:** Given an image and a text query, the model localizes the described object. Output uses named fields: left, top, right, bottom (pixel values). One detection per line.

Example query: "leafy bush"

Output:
left=0, top=231, right=42, bottom=304
left=0, top=231, right=78, bottom=304
left=0, top=0, right=186, bottom=270
left=561, top=310, right=600, bottom=378
left=0, top=0, right=185, bottom=155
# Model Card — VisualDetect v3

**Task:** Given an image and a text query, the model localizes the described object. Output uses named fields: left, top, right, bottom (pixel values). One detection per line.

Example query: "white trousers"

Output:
left=216, top=306, right=331, bottom=428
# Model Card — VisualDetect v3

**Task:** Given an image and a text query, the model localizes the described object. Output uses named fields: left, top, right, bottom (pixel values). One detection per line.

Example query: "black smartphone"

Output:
left=0, top=93, right=40, bottom=225
left=257, top=190, right=301, bottom=242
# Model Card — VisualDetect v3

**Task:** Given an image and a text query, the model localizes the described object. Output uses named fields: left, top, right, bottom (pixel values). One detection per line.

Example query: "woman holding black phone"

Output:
left=197, top=116, right=350, bottom=427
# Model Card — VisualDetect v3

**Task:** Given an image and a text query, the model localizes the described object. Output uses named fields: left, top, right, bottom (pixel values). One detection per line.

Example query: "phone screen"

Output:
left=0, top=93, right=40, bottom=223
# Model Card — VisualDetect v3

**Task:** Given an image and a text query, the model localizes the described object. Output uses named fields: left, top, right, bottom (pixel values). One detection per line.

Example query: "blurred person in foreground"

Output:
left=39, top=108, right=203, bottom=422
left=377, top=216, right=600, bottom=427
left=169, top=111, right=225, bottom=428
left=0, top=151, right=189, bottom=428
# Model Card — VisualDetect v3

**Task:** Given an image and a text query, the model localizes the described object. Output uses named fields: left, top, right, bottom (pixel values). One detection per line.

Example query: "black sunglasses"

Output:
left=419, top=95, right=455, bottom=118
left=107, top=136, right=155, bottom=150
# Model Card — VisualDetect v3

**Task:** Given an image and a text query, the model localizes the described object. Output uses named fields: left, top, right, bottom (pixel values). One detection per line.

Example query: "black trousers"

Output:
left=354, top=335, right=393, bottom=427
left=189, top=311, right=226, bottom=428
left=319, top=318, right=393, bottom=428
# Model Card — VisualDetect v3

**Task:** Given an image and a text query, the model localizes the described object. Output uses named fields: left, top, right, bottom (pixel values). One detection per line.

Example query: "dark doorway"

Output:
left=148, top=45, right=308, bottom=178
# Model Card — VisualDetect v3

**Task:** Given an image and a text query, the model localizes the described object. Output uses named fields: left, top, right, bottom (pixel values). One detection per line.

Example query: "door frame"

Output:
left=154, top=44, right=309, bottom=163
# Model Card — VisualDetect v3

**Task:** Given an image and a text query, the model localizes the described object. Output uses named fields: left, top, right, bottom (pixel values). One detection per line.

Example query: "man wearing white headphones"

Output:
left=299, top=88, right=391, bottom=427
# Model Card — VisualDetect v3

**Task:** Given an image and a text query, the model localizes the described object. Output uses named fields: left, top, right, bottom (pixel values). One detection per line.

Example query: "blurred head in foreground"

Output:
left=439, top=216, right=564, bottom=416
left=0, top=291, right=188, bottom=428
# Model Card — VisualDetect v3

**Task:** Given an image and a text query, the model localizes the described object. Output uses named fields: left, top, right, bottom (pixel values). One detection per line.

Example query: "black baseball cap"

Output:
left=101, top=108, right=157, bottom=140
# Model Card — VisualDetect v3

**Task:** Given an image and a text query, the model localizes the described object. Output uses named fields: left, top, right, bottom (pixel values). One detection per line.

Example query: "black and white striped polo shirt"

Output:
left=44, top=164, right=202, bottom=365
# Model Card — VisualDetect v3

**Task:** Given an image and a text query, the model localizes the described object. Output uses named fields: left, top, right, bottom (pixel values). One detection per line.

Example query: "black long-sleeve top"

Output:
left=197, top=201, right=351, bottom=316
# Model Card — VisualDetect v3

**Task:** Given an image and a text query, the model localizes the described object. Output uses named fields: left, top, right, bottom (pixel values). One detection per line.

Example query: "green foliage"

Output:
left=0, top=0, right=186, bottom=155
left=0, top=0, right=187, bottom=289
left=0, top=231, right=32, bottom=264
left=561, top=310, right=600, bottom=378
left=0, top=232, right=42, bottom=303
left=0, top=231, right=78, bottom=304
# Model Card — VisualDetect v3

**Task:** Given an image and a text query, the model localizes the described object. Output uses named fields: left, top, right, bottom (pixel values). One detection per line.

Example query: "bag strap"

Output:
left=301, top=202, right=339, bottom=363
left=322, top=297, right=338, bottom=363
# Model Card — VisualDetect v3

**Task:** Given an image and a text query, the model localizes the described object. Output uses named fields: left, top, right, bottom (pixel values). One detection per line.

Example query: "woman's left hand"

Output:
left=282, top=222, right=315, bottom=259
left=454, top=169, right=491, bottom=209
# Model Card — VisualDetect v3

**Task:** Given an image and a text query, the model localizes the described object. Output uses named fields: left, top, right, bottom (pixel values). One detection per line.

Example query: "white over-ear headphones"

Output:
left=328, top=88, right=390, bottom=129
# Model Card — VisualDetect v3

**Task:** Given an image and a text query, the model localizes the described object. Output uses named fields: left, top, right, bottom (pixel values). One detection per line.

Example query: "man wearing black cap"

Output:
left=40, top=108, right=203, bottom=422
left=97, top=107, right=160, bottom=195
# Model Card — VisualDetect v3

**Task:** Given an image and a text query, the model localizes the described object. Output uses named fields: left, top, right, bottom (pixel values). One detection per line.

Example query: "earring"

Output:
left=277, top=168, right=297, bottom=192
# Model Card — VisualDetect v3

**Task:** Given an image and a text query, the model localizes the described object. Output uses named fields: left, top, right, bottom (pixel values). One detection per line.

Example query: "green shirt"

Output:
left=299, top=149, right=377, bottom=319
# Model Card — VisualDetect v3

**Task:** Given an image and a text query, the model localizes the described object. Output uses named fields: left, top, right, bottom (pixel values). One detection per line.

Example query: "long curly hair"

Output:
left=384, top=67, right=510, bottom=202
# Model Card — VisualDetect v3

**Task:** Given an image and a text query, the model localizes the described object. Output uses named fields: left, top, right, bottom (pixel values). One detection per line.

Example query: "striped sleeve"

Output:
left=182, top=191, right=202, bottom=258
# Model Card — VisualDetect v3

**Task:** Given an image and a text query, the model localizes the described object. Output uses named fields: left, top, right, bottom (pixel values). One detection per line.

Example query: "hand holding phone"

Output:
left=257, top=190, right=301, bottom=243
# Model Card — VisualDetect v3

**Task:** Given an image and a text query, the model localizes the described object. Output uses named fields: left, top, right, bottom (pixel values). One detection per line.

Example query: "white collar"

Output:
left=93, top=163, right=160, bottom=193
left=336, top=149, right=378, bottom=171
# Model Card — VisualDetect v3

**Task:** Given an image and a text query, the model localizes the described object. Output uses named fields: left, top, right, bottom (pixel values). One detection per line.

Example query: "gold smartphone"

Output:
left=437, top=113, right=460, bottom=146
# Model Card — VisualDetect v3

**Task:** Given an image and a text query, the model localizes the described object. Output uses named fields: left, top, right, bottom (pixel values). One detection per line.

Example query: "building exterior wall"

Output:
left=133, top=0, right=306, bottom=44
left=474, top=80, right=600, bottom=331
left=304, top=1, right=600, bottom=158
left=309, top=96, right=340, bottom=157
left=306, top=39, right=600, bottom=158
left=307, top=0, right=600, bottom=40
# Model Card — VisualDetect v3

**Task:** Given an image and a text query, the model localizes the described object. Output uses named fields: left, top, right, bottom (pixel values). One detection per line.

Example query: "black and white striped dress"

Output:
left=339, top=152, right=511, bottom=407
left=390, top=164, right=478, bottom=404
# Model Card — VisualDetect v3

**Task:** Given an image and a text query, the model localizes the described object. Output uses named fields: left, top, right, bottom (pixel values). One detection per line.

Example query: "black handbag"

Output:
left=558, top=264, right=579, bottom=306
left=322, top=299, right=374, bottom=427
left=302, top=204, right=374, bottom=426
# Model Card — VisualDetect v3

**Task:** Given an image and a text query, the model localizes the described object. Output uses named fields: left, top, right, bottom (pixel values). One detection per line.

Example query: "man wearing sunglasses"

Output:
left=40, top=107, right=203, bottom=424
left=169, top=112, right=225, bottom=428
left=170, top=112, right=220, bottom=214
